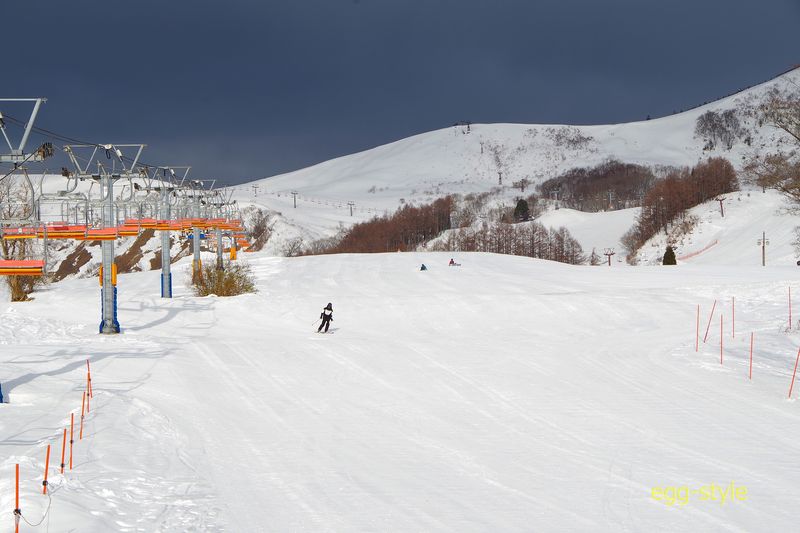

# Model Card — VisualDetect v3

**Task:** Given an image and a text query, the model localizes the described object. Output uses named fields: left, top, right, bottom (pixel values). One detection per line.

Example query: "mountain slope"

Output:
left=232, top=68, right=800, bottom=248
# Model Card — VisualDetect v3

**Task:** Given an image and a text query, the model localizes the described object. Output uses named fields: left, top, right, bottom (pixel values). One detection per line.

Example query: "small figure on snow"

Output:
left=420, top=264, right=428, bottom=271
left=449, top=258, right=455, bottom=266
left=318, top=303, right=333, bottom=333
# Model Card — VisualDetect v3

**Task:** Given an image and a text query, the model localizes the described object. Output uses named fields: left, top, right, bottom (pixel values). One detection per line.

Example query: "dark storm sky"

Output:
left=2, top=0, right=798, bottom=184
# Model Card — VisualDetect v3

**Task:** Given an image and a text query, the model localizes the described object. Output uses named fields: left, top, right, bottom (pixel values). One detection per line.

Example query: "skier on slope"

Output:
left=318, top=303, right=333, bottom=333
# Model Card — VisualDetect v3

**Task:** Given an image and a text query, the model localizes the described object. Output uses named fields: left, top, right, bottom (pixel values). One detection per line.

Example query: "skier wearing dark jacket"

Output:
left=318, top=303, right=333, bottom=333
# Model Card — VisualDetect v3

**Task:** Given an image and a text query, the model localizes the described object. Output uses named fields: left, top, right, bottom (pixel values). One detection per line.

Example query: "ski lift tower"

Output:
left=156, top=166, right=189, bottom=298
left=64, top=143, right=146, bottom=334
left=208, top=187, right=234, bottom=270
left=0, top=98, right=52, bottom=165
left=186, top=179, right=215, bottom=282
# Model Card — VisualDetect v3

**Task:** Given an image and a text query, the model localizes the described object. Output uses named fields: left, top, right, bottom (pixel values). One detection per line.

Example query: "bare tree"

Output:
left=0, top=174, right=42, bottom=301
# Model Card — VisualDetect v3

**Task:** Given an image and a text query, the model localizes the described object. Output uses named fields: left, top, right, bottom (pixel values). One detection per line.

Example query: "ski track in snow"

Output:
left=2, top=252, right=800, bottom=531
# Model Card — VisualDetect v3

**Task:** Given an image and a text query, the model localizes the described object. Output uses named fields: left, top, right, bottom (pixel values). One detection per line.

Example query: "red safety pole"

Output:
left=703, top=300, right=717, bottom=343
left=695, top=305, right=700, bottom=352
left=14, top=463, right=19, bottom=533
left=60, top=428, right=67, bottom=474
left=69, top=413, right=74, bottom=470
left=720, top=314, right=723, bottom=364
left=80, top=392, right=85, bottom=440
left=788, top=347, right=800, bottom=399
left=749, top=332, right=754, bottom=380
left=42, top=444, right=51, bottom=495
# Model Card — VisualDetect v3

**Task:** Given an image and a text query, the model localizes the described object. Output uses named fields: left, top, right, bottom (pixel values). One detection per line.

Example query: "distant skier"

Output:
left=420, top=264, right=428, bottom=271
left=449, top=258, right=455, bottom=266
left=318, top=303, right=333, bottom=333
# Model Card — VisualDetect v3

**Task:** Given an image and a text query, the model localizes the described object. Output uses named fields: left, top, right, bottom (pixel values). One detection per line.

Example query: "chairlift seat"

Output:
left=0, top=259, right=45, bottom=276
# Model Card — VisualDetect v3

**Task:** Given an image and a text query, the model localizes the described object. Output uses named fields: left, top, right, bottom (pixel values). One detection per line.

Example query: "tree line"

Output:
left=313, top=196, right=455, bottom=254
left=538, top=160, right=656, bottom=212
left=621, top=157, right=738, bottom=262
left=429, top=221, right=585, bottom=265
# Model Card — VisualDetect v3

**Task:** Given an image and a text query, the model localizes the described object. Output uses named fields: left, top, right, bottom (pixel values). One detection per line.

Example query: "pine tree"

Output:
left=590, top=248, right=602, bottom=265
left=513, top=199, right=530, bottom=222
left=663, top=245, right=677, bottom=265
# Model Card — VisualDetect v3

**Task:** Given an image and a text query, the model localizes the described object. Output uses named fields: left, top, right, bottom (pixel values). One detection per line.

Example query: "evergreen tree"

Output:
left=513, top=199, right=530, bottom=222
left=662, top=245, right=677, bottom=265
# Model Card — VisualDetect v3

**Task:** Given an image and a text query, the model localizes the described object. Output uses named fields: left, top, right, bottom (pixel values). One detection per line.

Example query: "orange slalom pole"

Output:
left=14, top=463, right=19, bottom=533
left=86, top=359, right=93, bottom=398
left=69, top=413, right=74, bottom=470
left=86, top=386, right=90, bottom=414
left=695, top=304, right=700, bottom=352
left=720, top=314, right=723, bottom=364
left=749, top=332, right=754, bottom=380
left=60, top=428, right=67, bottom=474
left=788, top=347, right=800, bottom=399
left=80, top=392, right=85, bottom=440
left=42, top=444, right=51, bottom=495
left=703, top=299, right=717, bottom=343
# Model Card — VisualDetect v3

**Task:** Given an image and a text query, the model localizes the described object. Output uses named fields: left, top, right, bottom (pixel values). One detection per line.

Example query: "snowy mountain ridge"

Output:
left=228, top=67, right=800, bottom=251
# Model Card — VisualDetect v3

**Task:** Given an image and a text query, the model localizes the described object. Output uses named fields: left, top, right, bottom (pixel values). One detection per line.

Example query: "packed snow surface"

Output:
left=3, top=248, right=800, bottom=531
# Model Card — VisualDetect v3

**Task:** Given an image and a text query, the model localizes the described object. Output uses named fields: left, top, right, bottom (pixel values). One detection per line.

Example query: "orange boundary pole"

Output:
left=86, top=386, right=90, bottom=414
left=788, top=347, right=800, bottom=399
left=80, top=392, right=85, bottom=440
left=86, top=359, right=92, bottom=398
left=749, top=332, right=754, bottom=380
left=43, top=444, right=51, bottom=495
left=15, top=463, right=19, bottom=533
left=703, top=300, right=717, bottom=343
left=60, top=428, right=67, bottom=474
left=69, top=413, right=74, bottom=470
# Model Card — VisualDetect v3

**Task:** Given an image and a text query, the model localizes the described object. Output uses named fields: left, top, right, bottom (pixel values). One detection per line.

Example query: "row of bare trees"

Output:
left=315, top=196, right=454, bottom=254
left=621, top=157, right=738, bottom=260
left=430, top=221, right=585, bottom=265
left=538, top=160, right=656, bottom=212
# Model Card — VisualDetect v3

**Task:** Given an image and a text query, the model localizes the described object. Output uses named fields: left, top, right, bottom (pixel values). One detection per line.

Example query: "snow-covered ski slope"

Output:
left=3, top=248, right=800, bottom=531
left=232, top=68, right=800, bottom=249
left=633, top=188, right=800, bottom=267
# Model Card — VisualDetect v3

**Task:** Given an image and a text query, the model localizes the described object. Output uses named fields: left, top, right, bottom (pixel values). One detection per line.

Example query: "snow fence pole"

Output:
left=69, top=413, right=74, bottom=470
left=14, top=463, right=20, bottom=533
left=42, top=444, right=50, bottom=495
left=788, top=347, right=800, bottom=399
left=80, top=392, right=85, bottom=440
left=59, top=428, right=66, bottom=474
left=703, top=300, right=717, bottom=343
left=86, top=359, right=92, bottom=399
left=695, top=305, right=700, bottom=352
